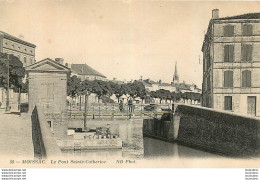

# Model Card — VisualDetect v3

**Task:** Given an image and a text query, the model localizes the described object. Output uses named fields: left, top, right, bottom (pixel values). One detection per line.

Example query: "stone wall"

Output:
left=175, top=105, right=260, bottom=156
left=143, top=116, right=174, bottom=142
left=31, top=105, right=62, bottom=159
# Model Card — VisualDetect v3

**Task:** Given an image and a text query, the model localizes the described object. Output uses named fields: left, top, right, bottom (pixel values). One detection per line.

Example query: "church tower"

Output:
left=173, top=61, right=179, bottom=84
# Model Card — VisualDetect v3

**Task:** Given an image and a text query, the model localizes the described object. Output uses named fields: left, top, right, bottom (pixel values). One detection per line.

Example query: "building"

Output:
left=26, top=58, right=71, bottom=113
left=202, top=9, right=260, bottom=116
left=0, top=31, right=36, bottom=110
left=0, top=31, right=36, bottom=67
left=172, top=62, right=179, bottom=84
left=70, top=63, right=107, bottom=81
left=141, top=62, right=201, bottom=93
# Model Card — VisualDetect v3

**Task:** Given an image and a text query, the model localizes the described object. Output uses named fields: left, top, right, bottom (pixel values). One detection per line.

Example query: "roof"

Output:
left=202, top=12, right=260, bottom=51
left=160, top=83, right=172, bottom=86
left=140, top=81, right=152, bottom=87
left=71, top=64, right=106, bottom=78
left=217, top=13, right=260, bottom=20
left=176, top=83, right=191, bottom=90
left=110, top=79, right=125, bottom=85
left=0, top=31, right=36, bottom=48
left=26, top=58, right=71, bottom=73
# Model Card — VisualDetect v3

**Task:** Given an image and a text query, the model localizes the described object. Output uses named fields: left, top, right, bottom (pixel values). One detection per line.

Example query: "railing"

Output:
left=67, top=103, right=172, bottom=119
left=31, top=105, right=62, bottom=159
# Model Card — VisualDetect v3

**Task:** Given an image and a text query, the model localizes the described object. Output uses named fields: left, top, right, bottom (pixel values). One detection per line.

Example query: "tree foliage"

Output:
left=67, top=75, right=201, bottom=104
left=0, top=53, right=25, bottom=91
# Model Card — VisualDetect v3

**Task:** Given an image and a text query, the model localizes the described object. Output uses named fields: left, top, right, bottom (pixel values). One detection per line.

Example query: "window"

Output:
left=224, top=96, right=232, bottom=110
left=242, top=24, right=253, bottom=36
left=224, top=25, right=234, bottom=37
left=224, top=45, right=234, bottom=62
left=242, top=70, right=251, bottom=87
left=224, top=71, right=233, bottom=87
left=24, top=48, right=27, bottom=52
left=30, top=58, right=33, bottom=64
left=18, top=47, right=20, bottom=50
left=241, top=44, right=253, bottom=62
left=12, top=45, right=14, bottom=48
left=23, top=57, right=26, bottom=64
left=248, top=96, right=256, bottom=116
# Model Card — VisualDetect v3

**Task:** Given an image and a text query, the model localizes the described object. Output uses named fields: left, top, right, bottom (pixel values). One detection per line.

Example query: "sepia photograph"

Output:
left=0, top=0, right=259, bottom=172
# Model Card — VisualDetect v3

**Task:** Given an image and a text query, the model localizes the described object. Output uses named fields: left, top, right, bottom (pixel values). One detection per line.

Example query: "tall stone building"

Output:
left=0, top=31, right=36, bottom=109
left=202, top=9, right=260, bottom=116
left=0, top=31, right=36, bottom=66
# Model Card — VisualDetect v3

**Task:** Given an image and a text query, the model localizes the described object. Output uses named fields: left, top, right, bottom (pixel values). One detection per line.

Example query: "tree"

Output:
left=81, top=79, right=93, bottom=128
left=114, top=84, right=124, bottom=102
left=67, top=75, right=81, bottom=98
left=91, top=80, right=104, bottom=103
left=102, top=81, right=115, bottom=103
left=156, top=89, right=170, bottom=104
left=127, top=81, right=146, bottom=100
left=0, top=53, right=25, bottom=109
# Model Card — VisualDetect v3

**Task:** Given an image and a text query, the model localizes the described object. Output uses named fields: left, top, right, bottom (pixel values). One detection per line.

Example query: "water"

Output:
left=62, top=119, right=220, bottom=159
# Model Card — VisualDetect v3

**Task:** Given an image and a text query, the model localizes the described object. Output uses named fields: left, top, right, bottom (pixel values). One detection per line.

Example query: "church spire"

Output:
left=173, top=61, right=179, bottom=84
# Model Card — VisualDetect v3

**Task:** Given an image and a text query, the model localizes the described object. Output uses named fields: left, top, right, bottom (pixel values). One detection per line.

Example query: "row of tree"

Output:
left=67, top=75, right=201, bottom=104
left=149, top=89, right=201, bottom=104
left=67, top=75, right=147, bottom=103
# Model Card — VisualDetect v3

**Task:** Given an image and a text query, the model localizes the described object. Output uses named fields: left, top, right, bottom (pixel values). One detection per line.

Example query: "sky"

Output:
left=0, top=1, right=259, bottom=88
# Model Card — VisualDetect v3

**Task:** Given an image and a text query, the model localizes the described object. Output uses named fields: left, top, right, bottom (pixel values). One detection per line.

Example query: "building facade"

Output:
left=0, top=31, right=36, bottom=67
left=0, top=31, right=36, bottom=109
left=202, top=9, right=260, bottom=116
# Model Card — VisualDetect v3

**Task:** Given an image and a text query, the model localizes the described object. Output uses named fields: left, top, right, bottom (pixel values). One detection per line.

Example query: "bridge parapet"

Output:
left=31, top=105, right=62, bottom=159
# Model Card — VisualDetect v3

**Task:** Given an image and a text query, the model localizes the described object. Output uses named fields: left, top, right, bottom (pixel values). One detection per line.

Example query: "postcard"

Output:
left=0, top=0, right=259, bottom=169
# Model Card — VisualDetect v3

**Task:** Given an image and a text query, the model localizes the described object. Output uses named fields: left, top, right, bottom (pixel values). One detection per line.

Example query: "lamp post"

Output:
left=5, top=54, right=10, bottom=112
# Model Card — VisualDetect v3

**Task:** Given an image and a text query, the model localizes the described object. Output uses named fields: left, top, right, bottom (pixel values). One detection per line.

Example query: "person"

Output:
left=128, top=98, right=133, bottom=113
left=106, top=124, right=111, bottom=138
left=119, top=100, right=124, bottom=112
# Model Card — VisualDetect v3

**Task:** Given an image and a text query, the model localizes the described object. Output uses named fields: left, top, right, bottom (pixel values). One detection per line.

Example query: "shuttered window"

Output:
left=224, top=45, right=234, bottom=62
left=224, top=96, right=232, bottom=110
left=242, top=70, right=251, bottom=87
left=224, top=25, right=234, bottom=37
left=241, top=44, right=253, bottom=62
left=224, top=71, right=233, bottom=87
left=242, top=24, right=253, bottom=36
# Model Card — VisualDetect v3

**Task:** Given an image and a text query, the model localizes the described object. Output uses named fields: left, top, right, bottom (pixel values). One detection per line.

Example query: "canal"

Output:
left=62, top=119, right=221, bottom=159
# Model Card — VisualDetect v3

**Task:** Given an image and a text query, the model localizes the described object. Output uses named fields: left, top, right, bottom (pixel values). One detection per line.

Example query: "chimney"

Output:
left=159, top=80, right=162, bottom=84
left=65, top=63, right=68, bottom=67
left=212, top=9, right=219, bottom=19
left=55, top=58, right=64, bottom=65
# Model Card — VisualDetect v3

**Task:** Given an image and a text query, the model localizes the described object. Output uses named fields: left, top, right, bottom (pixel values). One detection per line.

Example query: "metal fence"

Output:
left=67, top=103, right=172, bottom=119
